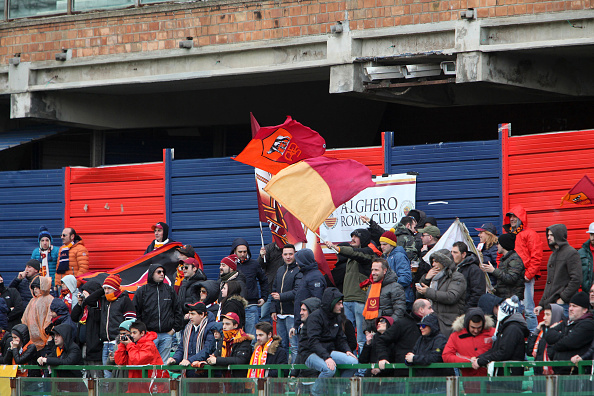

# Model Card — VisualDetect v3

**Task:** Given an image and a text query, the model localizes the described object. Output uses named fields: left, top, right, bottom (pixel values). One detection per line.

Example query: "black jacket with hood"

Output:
left=526, top=303, right=564, bottom=375
left=189, top=279, right=220, bottom=316
left=229, top=238, right=269, bottom=305
left=45, top=323, right=83, bottom=377
left=3, top=324, right=42, bottom=377
left=407, top=313, right=453, bottom=377
left=375, top=311, right=422, bottom=377
left=298, top=287, right=351, bottom=362
left=134, top=264, right=183, bottom=333
left=545, top=311, right=594, bottom=374
left=293, top=249, right=327, bottom=328
left=71, top=279, right=103, bottom=361
left=0, top=281, right=24, bottom=331
left=178, top=269, right=207, bottom=316
left=539, top=224, right=583, bottom=307
left=455, top=251, right=486, bottom=309
left=144, top=222, right=170, bottom=254
left=84, top=286, right=136, bottom=343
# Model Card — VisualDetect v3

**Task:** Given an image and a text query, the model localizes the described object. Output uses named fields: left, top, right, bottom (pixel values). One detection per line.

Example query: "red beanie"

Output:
left=380, top=231, right=398, bottom=247
left=220, top=254, right=239, bottom=271
left=103, top=274, right=122, bottom=291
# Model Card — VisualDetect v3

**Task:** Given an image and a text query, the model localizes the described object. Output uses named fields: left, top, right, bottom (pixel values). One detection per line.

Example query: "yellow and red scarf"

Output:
left=222, top=329, right=251, bottom=358
left=247, top=338, right=272, bottom=378
left=362, top=276, right=382, bottom=320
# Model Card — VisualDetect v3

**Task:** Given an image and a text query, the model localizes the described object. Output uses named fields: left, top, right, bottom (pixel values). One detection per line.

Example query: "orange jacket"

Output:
left=56, top=239, right=89, bottom=285
left=503, top=205, right=543, bottom=281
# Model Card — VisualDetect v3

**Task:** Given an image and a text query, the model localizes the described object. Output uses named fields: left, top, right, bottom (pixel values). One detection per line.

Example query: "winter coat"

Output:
left=375, top=311, right=422, bottom=376
left=392, top=223, right=420, bottom=262
left=178, top=269, right=207, bottom=315
left=443, top=308, right=495, bottom=377
left=84, top=287, right=136, bottom=342
left=480, top=243, right=498, bottom=268
left=338, top=242, right=380, bottom=303
left=579, top=239, right=594, bottom=292
left=258, top=335, right=288, bottom=378
left=545, top=312, right=594, bottom=374
left=526, top=303, right=564, bottom=375
left=539, top=224, right=583, bottom=306
left=171, top=311, right=216, bottom=364
left=9, top=276, right=34, bottom=306
left=503, top=205, right=543, bottom=281
left=45, top=323, right=83, bottom=378
left=0, top=283, right=24, bottom=331
left=359, top=331, right=394, bottom=377
left=258, top=242, right=284, bottom=288
left=71, top=280, right=103, bottom=361
left=384, top=246, right=414, bottom=306
left=298, top=287, right=352, bottom=362
left=230, top=238, right=269, bottom=305
left=214, top=331, right=254, bottom=378
left=3, top=324, right=41, bottom=377
left=364, top=269, right=406, bottom=327
left=477, top=313, right=529, bottom=376
left=46, top=299, right=78, bottom=343
left=421, top=250, right=467, bottom=337
left=492, top=250, right=525, bottom=299
left=31, top=247, right=59, bottom=285
left=144, top=222, right=170, bottom=254
left=293, top=250, right=326, bottom=328
left=455, top=252, right=485, bottom=309
left=0, top=298, right=7, bottom=331
left=408, top=314, right=453, bottom=377
left=271, top=261, right=302, bottom=315
left=134, top=264, right=183, bottom=333
left=114, top=331, right=169, bottom=393
left=56, top=236, right=89, bottom=285
left=189, top=279, right=220, bottom=316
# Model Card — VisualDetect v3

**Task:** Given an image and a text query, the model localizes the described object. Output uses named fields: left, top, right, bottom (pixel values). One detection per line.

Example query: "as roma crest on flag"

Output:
left=233, top=115, right=326, bottom=175
left=561, top=175, right=594, bottom=206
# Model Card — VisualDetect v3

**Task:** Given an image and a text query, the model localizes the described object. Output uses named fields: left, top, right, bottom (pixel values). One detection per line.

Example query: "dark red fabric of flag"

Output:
left=561, top=175, right=594, bottom=206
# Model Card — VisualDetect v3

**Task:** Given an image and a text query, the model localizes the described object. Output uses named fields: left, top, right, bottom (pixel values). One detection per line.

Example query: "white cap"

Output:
left=588, top=222, right=594, bottom=234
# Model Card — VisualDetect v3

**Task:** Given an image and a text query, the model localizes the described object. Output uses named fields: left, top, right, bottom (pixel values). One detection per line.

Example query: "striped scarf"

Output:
left=57, top=243, right=73, bottom=274
left=247, top=338, right=272, bottom=378
left=182, top=318, right=209, bottom=361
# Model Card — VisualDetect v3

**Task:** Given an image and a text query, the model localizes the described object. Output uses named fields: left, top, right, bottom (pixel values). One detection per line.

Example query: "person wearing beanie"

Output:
left=292, top=249, right=326, bottom=332
left=376, top=231, right=414, bottom=310
left=472, top=295, right=528, bottom=383
left=82, top=274, right=136, bottom=378
left=31, top=226, right=59, bottom=287
left=218, top=254, right=247, bottom=297
left=57, top=227, right=89, bottom=286
left=546, top=291, right=594, bottom=375
left=536, top=224, right=582, bottom=319
left=480, top=233, right=525, bottom=299
left=324, top=228, right=380, bottom=353
left=144, top=222, right=171, bottom=254
left=416, top=249, right=467, bottom=337
left=9, top=259, right=41, bottom=306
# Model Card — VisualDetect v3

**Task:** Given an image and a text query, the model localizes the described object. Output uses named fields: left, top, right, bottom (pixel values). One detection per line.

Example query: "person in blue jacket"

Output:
left=293, top=249, right=327, bottom=330
left=379, top=231, right=414, bottom=310
left=31, top=226, right=59, bottom=287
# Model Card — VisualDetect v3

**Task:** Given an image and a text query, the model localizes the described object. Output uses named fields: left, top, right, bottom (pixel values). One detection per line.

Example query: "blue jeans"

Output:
left=524, top=278, right=537, bottom=333
left=245, top=304, right=261, bottom=338
left=153, top=332, right=173, bottom=364
left=102, top=342, right=116, bottom=378
left=276, top=315, right=298, bottom=363
left=260, top=295, right=273, bottom=324
left=343, top=301, right=365, bottom=354
left=305, top=351, right=358, bottom=395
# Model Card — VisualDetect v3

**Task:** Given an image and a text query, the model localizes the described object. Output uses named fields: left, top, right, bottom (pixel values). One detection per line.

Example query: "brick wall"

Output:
left=0, top=0, right=591, bottom=65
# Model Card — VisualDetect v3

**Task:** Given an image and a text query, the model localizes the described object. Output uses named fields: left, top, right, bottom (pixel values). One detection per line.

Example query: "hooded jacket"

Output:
left=60, top=274, right=80, bottom=310
left=477, top=313, right=529, bottom=376
left=144, top=222, right=170, bottom=254
left=359, top=316, right=395, bottom=377
left=221, top=295, right=248, bottom=329
left=375, top=310, right=422, bottom=376
left=189, top=280, right=220, bottom=316
left=385, top=246, right=414, bottom=306
left=3, top=324, right=41, bottom=377
left=408, top=314, right=453, bottom=377
left=31, top=226, right=59, bottom=284
left=21, top=275, right=54, bottom=350
left=421, top=249, right=467, bottom=337
left=0, top=281, right=24, bottom=331
left=337, top=242, right=377, bottom=303
left=178, top=268, right=207, bottom=316
left=539, top=224, right=582, bottom=306
left=45, top=323, right=83, bottom=377
left=46, top=298, right=77, bottom=343
left=271, top=260, right=303, bottom=315
left=134, top=264, right=183, bottom=333
left=298, top=287, right=351, bottom=362
left=391, top=222, right=420, bottom=262
left=443, top=308, right=495, bottom=377
left=84, top=286, right=136, bottom=343
left=229, top=238, right=269, bottom=305
left=579, top=239, right=594, bottom=293
left=364, top=268, right=406, bottom=325
left=492, top=250, right=525, bottom=299
left=545, top=311, right=594, bottom=374
left=526, top=303, right=564, bottom=375
left=258, top=242, right=284, bottom=288
left=0, top=297, right=8, bottom=331
left=293, top=249, right=326, bottom=328
left=503, top=205, right=543, bottom=281
left=71, top=279, right=103, bottom=361
left=56, top=235, right=89, bottom=285
left=455, top=251, right=486, bottom=309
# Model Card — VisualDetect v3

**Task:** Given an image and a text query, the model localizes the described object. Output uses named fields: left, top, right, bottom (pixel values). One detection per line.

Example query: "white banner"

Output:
left=319, top=174, right=416, bottom=243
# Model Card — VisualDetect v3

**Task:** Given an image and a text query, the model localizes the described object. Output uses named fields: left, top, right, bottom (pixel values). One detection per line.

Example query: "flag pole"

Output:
left=259, top=221, right=266, bottom=263
left=310, top=229, right=339, bottom=253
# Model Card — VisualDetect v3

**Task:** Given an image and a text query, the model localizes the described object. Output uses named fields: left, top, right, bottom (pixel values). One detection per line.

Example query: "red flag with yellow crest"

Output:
left=561, top=175, right=594, bottom=206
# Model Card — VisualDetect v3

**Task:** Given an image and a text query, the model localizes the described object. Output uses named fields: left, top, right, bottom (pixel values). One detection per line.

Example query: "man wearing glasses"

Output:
left=177, top=257, right=207, bottom=325
left=133, top=264, right=184, bottom=364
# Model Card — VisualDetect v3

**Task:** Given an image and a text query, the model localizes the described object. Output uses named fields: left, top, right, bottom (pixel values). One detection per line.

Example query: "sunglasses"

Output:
left=61, top=234, right=69, bottom=237
left=183, top=266, right=191, bottom=270
left=200, top=289, right=208, bottom=294
left=419, top=324, right=428, bottom=329
left=378, top=318, right=387, bottom=324
left=155, top=270, right=164, bottom=274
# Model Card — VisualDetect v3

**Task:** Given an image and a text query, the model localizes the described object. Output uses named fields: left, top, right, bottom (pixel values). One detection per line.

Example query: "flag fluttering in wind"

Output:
left=264, top=157, right=375, bottom=231
left=422, top=219, right=483, bottom=265
left=561, top=175, right=594, bottom=206
left=234, top=115, right=326, bottom=175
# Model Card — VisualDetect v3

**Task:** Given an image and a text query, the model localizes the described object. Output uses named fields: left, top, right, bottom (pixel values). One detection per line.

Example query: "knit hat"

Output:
left=498, top=233, right=516, bottom=251
left=497, top=295, right=521, bottom=323
left=222, top=312, right=240, bottom=325
left=26, top=259, right=40, bottom=272
left=103, top=274, right=122, bottom=291
left=38, top=226, right=53, bottom=244
left=119, top=319, right=136, bottom=331
left=379, top=231, right=398, bottom=247
left=570, top=291, right=590, bottom=309
left=418, top=225, right=441, bottom=238
left=220, top=254, right=239, bottom=271
left=429, top=249, right=454, bottom=269
left=186, top=301, right=207, bottom=313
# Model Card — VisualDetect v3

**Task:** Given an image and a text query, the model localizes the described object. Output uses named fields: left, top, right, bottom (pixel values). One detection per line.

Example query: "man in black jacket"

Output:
left=144, top=222, right=171, bottom=254
left=207, top=312, right=253, bottom=377
left=38, top=323, right=83, bottom=378
left=299, top=287, right=358, bottom=396
left=134, top=264, right=183, bottom=364
left=177, top=257, right=207, bottom=322
left=451, top=242, right=486, bottom=309
left=376, top=298, right=433, bottom=376
left=229, top=238, right=269, bottom=338
left=0, top=273, right=24, bottom=330
left=258, top=241, right=284, bottom=324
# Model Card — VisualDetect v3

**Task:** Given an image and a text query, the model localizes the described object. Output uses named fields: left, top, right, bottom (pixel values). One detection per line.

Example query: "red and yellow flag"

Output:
left=233, top=115, right=326, bottom=175
left=561, top=175, right=594, bottom=206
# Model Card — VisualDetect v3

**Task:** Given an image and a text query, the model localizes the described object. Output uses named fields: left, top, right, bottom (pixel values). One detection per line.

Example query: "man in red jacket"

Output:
left=504, top=205, right=543, bottom=332
left=443, top=307, right=494, bottom=392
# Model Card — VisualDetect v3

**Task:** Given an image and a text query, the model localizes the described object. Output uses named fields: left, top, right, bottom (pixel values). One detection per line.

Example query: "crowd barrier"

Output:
left=7, top=360, right=593, bottom=395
